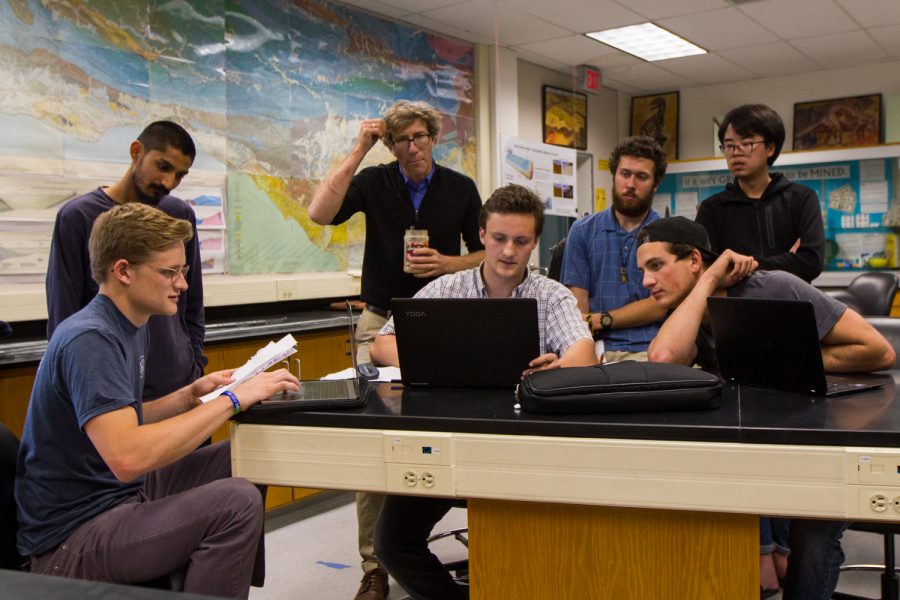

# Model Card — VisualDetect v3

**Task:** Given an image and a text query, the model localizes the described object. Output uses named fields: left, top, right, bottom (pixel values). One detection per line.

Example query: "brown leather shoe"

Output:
left=354, top=567, right=389, bottom=600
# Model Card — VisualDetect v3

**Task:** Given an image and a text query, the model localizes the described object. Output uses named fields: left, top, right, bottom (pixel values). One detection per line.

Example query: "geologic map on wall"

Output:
left=0, top=0, right=476, bottom=276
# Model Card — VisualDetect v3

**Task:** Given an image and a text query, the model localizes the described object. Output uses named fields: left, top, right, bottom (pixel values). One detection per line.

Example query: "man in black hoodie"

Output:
left=696, top=104, right=825, bottom=283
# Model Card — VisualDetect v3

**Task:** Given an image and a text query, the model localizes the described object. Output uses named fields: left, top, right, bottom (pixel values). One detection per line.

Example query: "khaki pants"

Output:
left=355, top=308, right=388, bottom=571
left=604, top=350, right=649, bottom=363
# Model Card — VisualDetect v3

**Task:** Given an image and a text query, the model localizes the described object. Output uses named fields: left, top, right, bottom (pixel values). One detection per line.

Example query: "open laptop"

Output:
left=392, top=298, right=540, bottom=388
left=252, top=302, right=365, bottom=412
left=707, top=296, right=884, bottom=397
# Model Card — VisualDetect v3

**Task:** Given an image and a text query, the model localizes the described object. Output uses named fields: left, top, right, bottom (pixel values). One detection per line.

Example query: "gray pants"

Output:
left=30, top=441, right=265, bottom=599
left=355, top=307, right=388, bottom=571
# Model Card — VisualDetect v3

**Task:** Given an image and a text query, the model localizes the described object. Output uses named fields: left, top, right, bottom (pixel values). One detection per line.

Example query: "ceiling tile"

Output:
left=716, top=41, right=821, bottom=77
left=422, top=0, right=571, bottom=46
left=400, top=13, right=492, bottom=44
left=501, top=0, right=644, bottom=34
left=514, top=35, right=618, bottom=66
left=868, top=24, right=900, bottom=59
left=658, top=8, right=779, bottom=51
left=600, top=62, right=693, bottom=93
left=655, top=53, right=755, bottom=86
left=619, top=0, right=729, bottom=20
left=513, top=47, right=574, bottom=72
left=331, top=0, right=412, bottom=19
left=738, top=0, right=858, bottom=39
left=791, top=29, right=888, bottom=69
left=835, top=0, right=900, bottom=28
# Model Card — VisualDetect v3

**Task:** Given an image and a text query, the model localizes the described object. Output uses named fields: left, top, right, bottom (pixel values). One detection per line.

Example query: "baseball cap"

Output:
left=637, top=216, right=719, bottom=261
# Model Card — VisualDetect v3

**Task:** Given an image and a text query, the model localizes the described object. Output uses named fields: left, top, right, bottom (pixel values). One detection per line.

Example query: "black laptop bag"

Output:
left=516, top=361, right=721, bottom=415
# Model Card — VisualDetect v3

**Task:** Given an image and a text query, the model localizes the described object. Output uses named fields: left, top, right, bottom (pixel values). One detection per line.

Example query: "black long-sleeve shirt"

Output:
left=695, top=173, right=825, bottom=283
left=45, top=188, right=207, bottom=399
left=332, top=161, right=484, bottom=309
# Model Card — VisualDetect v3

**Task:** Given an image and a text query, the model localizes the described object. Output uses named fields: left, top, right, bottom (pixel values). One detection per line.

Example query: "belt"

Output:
left=365, top=304, right=391, bottom=319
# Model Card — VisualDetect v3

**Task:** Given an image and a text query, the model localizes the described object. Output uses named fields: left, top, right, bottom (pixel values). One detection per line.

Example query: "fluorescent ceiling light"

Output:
left=586, top=22, right=707, bottom=62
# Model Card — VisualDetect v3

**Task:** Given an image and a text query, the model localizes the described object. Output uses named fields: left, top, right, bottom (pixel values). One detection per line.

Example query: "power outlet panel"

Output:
left=848, top=451, right=900, bottom=485
left=386, top=464, right=453, bottom=495
left=383, top=432, right=452, bottom=466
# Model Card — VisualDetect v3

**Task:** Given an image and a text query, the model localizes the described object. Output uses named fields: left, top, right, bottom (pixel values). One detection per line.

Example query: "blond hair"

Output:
left=383, top=100, right=442, bottom=148
left=90, top=203, right=193, bottom=284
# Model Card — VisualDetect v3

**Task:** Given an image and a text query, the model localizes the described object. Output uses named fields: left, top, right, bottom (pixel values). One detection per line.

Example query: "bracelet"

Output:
left=585, top=312, right=594, bottom=334
left=220, top=390, right=241, bottom=415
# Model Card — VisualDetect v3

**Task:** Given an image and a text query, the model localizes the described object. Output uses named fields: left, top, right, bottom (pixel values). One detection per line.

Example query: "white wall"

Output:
left=516, top=60, right=620, bottom=207
left=617, top=60, right=900, bottom=161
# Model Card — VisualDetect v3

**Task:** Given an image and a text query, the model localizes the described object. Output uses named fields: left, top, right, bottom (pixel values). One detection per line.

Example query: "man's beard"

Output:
left=132, top=170, right=168, bottom=206
left=612, top=188, right=653, bottom=218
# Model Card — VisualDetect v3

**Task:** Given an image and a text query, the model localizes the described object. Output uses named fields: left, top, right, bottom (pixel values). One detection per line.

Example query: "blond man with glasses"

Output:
left=309, top=100, right=484, bottom=600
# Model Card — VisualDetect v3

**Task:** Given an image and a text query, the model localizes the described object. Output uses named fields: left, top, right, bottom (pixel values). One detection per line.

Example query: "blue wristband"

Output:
left=220, top=390, right=241, bottom=414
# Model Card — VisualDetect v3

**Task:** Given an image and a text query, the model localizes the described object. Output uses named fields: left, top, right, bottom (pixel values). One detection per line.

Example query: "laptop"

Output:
left=252, top=302, right=366, bottom=412
left=707, top=296, right=884, bottom=397
left=392, top=298, right=540, bottom=388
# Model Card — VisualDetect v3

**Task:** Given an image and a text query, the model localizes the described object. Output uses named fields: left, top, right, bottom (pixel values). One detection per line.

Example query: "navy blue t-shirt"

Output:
left=15, top=294, right=147, bottom=556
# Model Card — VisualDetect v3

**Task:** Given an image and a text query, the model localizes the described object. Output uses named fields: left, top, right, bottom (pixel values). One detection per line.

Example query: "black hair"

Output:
left=717, top=104, right=784, bottom=166
left=609, top=136, right=667, bottom=187
left=479, top=184, right=545, bottom=237
left=137, top=121, right=196, bottom=160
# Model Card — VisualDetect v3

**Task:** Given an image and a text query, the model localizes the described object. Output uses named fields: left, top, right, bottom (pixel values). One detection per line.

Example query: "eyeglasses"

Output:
left=150, top=264, right=190, bottom=282
left=392, top=132, right=431, bottom=150
left=719, top=140, right=767, bottom=156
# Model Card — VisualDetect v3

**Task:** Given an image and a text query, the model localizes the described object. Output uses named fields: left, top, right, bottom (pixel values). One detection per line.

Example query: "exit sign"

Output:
left=578, top=65, right=601, bottom=93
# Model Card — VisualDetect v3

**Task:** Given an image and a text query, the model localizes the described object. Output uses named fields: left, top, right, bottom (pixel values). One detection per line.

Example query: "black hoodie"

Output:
left=695, top=173, right=825, bottom=282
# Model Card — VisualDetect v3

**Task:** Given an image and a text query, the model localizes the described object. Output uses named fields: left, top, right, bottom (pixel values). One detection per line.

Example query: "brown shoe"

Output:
left=354, top=567, right=389, bottom=600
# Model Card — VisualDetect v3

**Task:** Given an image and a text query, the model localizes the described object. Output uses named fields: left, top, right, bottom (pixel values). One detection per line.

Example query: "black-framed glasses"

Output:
left=719, top=140, right=766, bottom=155
left=150, top=264, right=190, bottom=282
left=392, top=132, right=431, bottom=150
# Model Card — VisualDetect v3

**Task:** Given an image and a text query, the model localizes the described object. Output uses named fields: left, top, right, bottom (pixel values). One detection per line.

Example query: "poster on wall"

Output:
left=500, top=134, right=577, bottom=217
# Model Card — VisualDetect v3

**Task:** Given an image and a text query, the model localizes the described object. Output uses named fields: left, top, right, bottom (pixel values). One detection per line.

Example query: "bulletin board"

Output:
left=654, top=157, right=899, bottom=270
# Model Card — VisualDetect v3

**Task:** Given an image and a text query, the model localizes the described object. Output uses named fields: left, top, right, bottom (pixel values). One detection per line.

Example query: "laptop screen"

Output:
left=392, top=298, right=540, bottom=388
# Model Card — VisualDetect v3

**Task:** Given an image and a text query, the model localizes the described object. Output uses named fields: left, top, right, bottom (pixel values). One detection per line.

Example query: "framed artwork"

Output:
left=542, top=85, right=587, bottom=150
left=630, top=91, right=679, bottom=160
left=793, top=94, right=882, bottom=150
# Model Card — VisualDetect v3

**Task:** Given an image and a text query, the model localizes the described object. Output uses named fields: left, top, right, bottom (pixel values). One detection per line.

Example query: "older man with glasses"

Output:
left=309, top=99, right=484, bottom=600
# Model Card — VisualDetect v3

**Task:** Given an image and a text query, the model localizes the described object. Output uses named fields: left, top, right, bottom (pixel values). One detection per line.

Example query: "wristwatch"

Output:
left=599, top=312, right=613, bottom=330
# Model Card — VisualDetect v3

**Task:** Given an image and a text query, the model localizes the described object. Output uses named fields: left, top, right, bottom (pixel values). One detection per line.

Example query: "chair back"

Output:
left=0, top=423, right=23, bottom=570
left=547, top=237, right=566, bottom=283
left=847, top=272, right=898, bottom=316
left=825, top=289, right=863, bottom=314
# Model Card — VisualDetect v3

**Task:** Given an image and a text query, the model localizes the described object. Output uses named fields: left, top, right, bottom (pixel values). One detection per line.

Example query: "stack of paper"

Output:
left=200, top=334, right=298, bottom=403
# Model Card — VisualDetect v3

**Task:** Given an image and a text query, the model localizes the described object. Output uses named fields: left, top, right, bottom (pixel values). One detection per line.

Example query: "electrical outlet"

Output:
left=386, top=464, right=453, bottom=495
left=403, top=471, right=417, bottom=488
left=871, top=493, right=889, bottom=513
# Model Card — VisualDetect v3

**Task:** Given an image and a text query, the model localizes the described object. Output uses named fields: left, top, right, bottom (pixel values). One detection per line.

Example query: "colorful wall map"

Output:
left=0, top=0, right=476, bottom=275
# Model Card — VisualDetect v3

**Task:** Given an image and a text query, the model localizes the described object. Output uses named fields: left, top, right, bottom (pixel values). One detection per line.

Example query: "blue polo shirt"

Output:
left=560, top=207, right=661, bottom=352
left=398, top=162, right=435, bottom=212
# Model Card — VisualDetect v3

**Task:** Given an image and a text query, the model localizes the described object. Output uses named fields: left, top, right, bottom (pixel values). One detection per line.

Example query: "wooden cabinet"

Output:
left=0, top=366, right=36, bottom=439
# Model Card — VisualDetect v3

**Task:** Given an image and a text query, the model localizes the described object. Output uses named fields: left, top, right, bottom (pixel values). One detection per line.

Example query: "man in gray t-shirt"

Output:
left=634, top=216, right=894, bottom=600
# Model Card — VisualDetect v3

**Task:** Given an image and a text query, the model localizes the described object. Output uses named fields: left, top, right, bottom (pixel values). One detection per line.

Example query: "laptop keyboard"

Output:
left=827, top=380, right=873, bottom=395
left=299, top=379, right=357, bottom=400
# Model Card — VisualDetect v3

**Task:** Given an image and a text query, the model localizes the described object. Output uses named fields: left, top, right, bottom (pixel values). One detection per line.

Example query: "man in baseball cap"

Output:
left=635, top=216, right=893, bottom=600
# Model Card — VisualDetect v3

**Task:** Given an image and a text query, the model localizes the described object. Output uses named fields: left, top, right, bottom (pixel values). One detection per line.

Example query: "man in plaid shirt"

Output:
left=370, top=183, right=596, bottom=600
